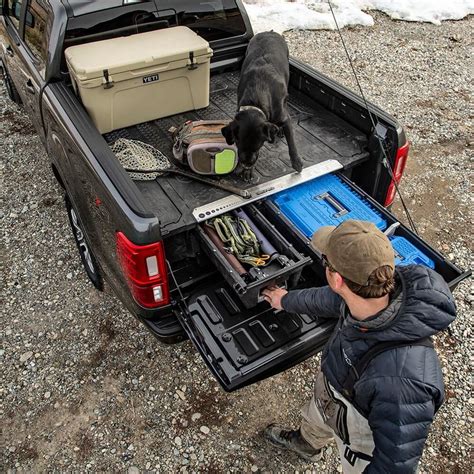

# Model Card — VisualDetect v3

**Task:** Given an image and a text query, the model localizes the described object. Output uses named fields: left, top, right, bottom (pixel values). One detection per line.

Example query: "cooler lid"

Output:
left=65, top=26, right=212, bottom=80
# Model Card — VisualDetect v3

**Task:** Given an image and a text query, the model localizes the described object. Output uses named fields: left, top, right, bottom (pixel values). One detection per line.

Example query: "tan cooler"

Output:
left=65, top=27, right=213, bottom=134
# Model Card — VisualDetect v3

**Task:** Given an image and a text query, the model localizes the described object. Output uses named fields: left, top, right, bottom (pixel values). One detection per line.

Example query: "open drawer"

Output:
left=181, top=280, right=335, bottom=391
left=196, top=204, right=312, bottom=308
left=260, top=173, right=471, bottom=292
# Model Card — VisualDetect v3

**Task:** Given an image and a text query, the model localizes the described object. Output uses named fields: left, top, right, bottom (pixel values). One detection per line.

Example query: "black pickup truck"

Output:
left=1, top=0, right=469, bottom=392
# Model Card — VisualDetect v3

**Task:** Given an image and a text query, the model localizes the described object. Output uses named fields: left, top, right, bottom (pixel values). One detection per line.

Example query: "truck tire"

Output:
left=65, top=197, right=104, bottom=291
left=3, top=63, right=22, bottom=104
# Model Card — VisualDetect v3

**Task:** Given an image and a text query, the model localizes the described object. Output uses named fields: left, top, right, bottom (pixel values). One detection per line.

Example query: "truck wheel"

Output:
left=65, top=197, right=104, bottom=291
left=3, top=64, right=22, bottom=104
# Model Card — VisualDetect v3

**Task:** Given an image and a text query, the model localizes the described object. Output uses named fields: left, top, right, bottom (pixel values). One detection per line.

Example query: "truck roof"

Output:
left=62, top=0, right=130, bottom=17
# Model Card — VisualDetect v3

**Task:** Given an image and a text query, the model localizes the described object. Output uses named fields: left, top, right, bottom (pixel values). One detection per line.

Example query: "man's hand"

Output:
left=262, top=286, right=288, bottom=310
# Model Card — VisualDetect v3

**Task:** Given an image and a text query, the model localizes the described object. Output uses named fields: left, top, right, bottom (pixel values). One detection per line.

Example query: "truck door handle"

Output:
left=26, top=79, right=36, bottom=94
left=6, top=45, right=14, bottom=57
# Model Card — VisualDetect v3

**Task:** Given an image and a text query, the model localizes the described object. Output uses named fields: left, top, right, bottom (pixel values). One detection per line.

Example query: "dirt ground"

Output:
left=1, top=12, right=473, bottom=474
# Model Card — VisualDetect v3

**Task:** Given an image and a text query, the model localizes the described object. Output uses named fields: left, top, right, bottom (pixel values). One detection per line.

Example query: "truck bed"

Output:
left=103, top=71, right=370, bottom=235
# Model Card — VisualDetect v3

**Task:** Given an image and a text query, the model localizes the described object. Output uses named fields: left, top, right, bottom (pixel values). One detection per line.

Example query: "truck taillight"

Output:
left=384, top=142, right=410, bottom=207
left=116, top=232, right=170, bottom=308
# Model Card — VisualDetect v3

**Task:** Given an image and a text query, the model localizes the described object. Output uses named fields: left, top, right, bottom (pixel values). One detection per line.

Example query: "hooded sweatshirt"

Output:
left=282, top=265, right=456, bottom=473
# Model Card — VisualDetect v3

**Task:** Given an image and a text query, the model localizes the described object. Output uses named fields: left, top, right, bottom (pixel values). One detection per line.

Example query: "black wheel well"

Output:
left=51, top=163, right=65, bottom=189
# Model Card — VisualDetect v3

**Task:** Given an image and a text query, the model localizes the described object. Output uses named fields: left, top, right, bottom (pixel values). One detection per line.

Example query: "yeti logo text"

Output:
left=143, top=74, right=159, bottom=84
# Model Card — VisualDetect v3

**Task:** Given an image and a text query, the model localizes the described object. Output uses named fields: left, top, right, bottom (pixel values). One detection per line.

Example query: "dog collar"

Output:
left=239, top=105, right=267, bottom=120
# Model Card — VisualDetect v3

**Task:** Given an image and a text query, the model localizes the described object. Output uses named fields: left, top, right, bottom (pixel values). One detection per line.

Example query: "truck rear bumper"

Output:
left=140, top=312, right=186, bottom=345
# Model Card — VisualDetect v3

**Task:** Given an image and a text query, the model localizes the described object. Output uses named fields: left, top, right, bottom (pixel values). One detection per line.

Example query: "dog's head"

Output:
left=221, top=111, right=279, bottom=180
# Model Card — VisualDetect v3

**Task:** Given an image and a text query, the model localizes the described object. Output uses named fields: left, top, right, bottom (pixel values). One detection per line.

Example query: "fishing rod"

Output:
left=327, top=1, right=418, bottom=234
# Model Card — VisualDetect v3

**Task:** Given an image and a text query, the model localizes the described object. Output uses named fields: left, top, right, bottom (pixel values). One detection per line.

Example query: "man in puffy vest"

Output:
left=262, top=220, right=456, bottom=473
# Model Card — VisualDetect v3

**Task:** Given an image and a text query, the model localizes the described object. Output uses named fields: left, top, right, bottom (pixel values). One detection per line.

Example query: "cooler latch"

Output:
left=188, top=51, right=198, bottom=70
left=102, top=69, right=114, bottom=89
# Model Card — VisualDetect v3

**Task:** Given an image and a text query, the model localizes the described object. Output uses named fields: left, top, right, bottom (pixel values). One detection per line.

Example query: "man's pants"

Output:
left=300, top=395, right=372, bottom=474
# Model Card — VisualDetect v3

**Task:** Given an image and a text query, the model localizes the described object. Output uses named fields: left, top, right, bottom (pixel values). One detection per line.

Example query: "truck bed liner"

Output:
left=103, top=71, right=369, bottom=234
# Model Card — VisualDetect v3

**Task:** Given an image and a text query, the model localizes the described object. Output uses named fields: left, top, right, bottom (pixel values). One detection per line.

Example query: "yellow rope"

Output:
left=210, top=215, right=270, bottom=267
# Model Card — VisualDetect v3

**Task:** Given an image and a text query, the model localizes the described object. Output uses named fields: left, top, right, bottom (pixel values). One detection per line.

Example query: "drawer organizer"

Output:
left=197, top=204, right=311, bottom=308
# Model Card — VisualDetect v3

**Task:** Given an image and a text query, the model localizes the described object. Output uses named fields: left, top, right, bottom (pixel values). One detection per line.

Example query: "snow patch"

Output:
left=243, top=0, right=474, bottom=33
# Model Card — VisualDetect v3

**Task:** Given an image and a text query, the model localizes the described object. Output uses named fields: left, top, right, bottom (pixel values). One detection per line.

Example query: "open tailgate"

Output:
left=178, top=281, right=334, bottom=391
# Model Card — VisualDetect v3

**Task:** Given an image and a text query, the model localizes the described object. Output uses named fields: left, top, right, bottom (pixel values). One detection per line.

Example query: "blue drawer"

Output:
left=391, top=236, right=435, bottom=269
left=270, top=174, right=387, bottom=238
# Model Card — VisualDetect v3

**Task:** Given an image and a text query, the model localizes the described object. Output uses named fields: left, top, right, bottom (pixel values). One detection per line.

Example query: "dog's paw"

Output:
left=241, top=167, right=254, bottom=183
left=291, top=156, right=303, bottom=173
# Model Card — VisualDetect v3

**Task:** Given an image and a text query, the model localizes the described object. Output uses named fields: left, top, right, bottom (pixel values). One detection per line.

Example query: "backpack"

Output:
left=169, top=120, right=238, bottom=175
left=342, top=337, right=434, bottom=401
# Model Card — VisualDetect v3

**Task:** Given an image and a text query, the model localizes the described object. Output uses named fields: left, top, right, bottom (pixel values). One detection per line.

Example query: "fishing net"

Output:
left=109, top=138, right=250, bottom=198
left=110, top=138, right=170, bottom=181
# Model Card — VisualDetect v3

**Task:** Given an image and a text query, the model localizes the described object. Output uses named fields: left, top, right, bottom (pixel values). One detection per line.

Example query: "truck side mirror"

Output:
left=12, top=1, right=21, bottom=20
left=25, top=10, right=34, bottom=28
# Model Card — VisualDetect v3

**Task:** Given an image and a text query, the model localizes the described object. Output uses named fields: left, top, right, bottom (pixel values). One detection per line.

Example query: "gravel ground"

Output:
left=1, top=12, right=473, bottom=473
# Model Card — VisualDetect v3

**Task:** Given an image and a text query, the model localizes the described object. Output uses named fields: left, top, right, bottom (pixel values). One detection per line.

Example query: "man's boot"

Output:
left=264, top=424, right=323, bottom=462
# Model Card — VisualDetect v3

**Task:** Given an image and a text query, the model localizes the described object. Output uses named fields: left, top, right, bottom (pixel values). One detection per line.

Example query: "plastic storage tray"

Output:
left=261, top=174, right=462, bottom=285
left=391, top=236, right=435, bottom=268
left=270, top=173, right=387, bottom=238
left=197, top=204, right=312, bottom=309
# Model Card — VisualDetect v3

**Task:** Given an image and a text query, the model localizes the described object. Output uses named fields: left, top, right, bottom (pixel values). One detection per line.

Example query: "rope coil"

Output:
left=208, top=215, right=270, bottom=267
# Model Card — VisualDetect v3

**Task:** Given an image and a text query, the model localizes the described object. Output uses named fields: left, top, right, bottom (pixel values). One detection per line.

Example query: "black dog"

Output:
left=222, top=32, right=303, bottom=181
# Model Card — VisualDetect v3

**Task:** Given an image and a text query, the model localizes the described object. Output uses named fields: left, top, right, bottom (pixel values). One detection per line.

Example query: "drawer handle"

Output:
left=315, top=192, right=348, bottom=218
